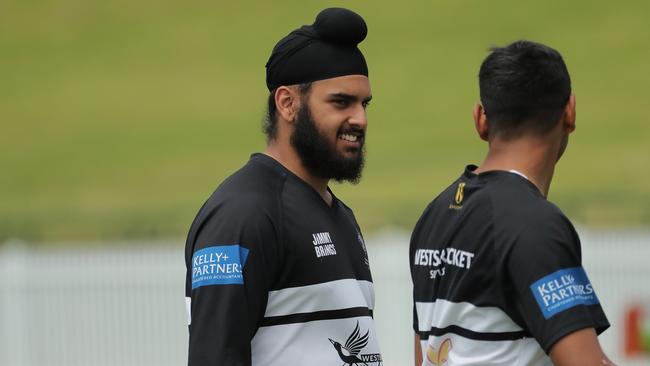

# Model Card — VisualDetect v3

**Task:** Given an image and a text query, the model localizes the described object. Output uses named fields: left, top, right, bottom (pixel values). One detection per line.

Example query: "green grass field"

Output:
left=2, top=0, right=649, bottom=242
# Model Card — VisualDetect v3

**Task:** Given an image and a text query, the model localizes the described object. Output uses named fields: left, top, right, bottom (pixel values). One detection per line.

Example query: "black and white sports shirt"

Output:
left=410, top=165, right=609, bottom=365
left=185, top=153, right=382, bottom=366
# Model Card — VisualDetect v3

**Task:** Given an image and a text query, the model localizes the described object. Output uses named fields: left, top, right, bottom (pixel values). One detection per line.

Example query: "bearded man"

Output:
left=184, top=8, right=382, bottom=366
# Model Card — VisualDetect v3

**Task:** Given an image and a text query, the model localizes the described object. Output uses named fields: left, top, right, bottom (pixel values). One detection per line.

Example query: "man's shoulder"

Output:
left=483, top=175, right=577, bottom=246
left=409, top=176, right=467, bottom=241
left=215, top=155, right=285, bottom=202
left=413, top=171, right=573, bottom=235
left=414, top=175, right=468, bottom=218
left=197, top=156, right=287, bottom=223
left=487, top=174, right=568, bottom=226
left=185, top=156, right=287, bottom=247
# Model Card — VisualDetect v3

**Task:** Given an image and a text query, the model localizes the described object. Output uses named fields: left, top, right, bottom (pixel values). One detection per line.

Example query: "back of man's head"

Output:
left=479, top=40, right=571, bottom=139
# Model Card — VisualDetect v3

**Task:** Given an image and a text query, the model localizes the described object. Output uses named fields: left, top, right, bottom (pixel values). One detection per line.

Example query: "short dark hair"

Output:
left=263, top=83, right=312, bottom=141
left=479, top=40, right=571, bottom=137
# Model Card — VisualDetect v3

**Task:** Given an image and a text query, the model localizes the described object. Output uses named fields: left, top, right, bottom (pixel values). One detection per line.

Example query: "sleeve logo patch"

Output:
left=530, top=266, right=599, bottom=319
left=191, top=245, right=249, bottom=289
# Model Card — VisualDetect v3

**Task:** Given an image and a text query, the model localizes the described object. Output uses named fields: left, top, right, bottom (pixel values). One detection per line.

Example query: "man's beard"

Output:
left=290, top=104, right=365, bottom=184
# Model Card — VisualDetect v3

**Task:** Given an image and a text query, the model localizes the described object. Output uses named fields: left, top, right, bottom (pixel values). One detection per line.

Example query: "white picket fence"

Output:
left=0, top=229, right=648, bottom=365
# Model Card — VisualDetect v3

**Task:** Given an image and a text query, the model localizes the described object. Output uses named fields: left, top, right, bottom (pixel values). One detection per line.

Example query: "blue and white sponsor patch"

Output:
left=191, top=245, right=249, bottom=289
left=530, top=266, right=599, bottom=319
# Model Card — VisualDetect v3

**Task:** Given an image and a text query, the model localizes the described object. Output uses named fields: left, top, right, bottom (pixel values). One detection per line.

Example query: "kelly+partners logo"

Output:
left=530, top=267, right=599, bottom=319
left=191, top=245, right=249, bottom=288
left=328, top=321, right=382, bottom=365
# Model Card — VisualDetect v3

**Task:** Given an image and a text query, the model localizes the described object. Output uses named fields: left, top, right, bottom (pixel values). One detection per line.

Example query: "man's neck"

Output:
left=264, top=144, right=332, bottom=206
left=474, top=137, right=559, bottom=197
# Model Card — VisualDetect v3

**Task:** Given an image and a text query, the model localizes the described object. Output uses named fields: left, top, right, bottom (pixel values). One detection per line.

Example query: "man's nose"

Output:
left=348, top=104, right=368, bottom=129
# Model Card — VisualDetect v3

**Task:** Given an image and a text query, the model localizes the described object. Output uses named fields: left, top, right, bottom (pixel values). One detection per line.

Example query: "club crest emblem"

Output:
left=328, top=321, right=382, bottom=365
left=454, top=182, right=466, bottom=204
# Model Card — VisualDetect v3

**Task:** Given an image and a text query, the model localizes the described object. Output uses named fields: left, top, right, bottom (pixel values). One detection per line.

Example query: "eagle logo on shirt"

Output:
left=426, top=338, right=452, bottom=366
left=328, top=321, right=382, bottom=365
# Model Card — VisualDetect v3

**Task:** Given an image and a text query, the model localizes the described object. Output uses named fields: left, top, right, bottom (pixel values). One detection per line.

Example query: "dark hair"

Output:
left=263, top=83, right=312, bottom=140
left=479, top=40, right=571, bottom=137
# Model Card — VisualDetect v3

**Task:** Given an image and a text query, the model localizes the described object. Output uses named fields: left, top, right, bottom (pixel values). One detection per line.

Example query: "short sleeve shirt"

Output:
left=185, top=154, right=382, bottom=366
left=410, top=166, right=609, bottom=365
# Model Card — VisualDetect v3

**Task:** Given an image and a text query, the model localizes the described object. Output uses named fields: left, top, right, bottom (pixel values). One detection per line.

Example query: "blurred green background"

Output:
left=2, top=0, right=649, bottom=243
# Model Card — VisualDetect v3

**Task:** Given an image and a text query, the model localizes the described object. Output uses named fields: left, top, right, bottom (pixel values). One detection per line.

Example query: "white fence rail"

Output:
left=1, top=229, right=649, bottom=365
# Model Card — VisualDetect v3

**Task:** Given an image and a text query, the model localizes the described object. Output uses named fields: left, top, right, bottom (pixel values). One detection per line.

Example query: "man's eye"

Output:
left=362, top=101, right=371, bottom=109
left=333, top=100, right=349, bottom=107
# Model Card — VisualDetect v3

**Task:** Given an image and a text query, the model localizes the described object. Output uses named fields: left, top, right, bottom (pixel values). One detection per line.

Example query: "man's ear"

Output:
left=563, top=93, right=576, bottom=133
left=473, top=103, right=489, bottom=141
left=275, top=86, right=300, bottom=123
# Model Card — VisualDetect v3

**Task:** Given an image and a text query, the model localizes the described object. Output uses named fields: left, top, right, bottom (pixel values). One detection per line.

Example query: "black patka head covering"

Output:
left=265, top=8, right=369, bottom=91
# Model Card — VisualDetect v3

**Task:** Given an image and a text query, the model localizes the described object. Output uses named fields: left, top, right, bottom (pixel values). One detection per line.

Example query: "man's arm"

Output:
left=505, top=214, right=611, bottom=359
left=414, top=334, right=422, bottom=366
left=186, top=206, right=279, bottom=366
left=549, top=328, right=615, bottom=366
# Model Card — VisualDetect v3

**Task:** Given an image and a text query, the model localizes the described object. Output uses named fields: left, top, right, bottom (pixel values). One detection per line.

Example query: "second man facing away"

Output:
left=410, top=40, right=614, bottom=366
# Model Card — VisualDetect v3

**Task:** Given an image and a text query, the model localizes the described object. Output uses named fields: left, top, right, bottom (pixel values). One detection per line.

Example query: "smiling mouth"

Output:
left=337, top=128, right=365, bottom=145
left=339, top=133, right=360, bottom=142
